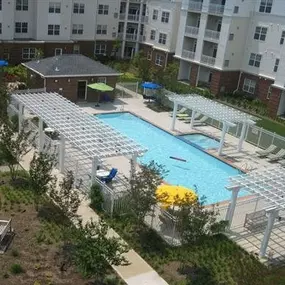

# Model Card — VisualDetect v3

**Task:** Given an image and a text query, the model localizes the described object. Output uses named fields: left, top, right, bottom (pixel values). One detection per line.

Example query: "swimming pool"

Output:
left=180, top=134, right=220, bottom=150
left=96, top=112, right=244, bottom=204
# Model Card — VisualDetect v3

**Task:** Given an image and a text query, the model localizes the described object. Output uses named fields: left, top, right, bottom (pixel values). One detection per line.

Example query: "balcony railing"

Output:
left=119, top=13, right=140, bottom=21
left=201, top=54, right=216, bottom=65
left=188, top=1, right=203, bottom=11
left=204, top=29, right=220, bottom=40
left=182, top=50, right=195, bottom=60
left=125, top=33, right=138, bottom=41
left=141, top=15, right=148, bottom=23
left=118, top=33, right=124, bottom=40
left=185, top=25, right=199, bottom=36
left=119, top=13, right=125, bottom=20
left=208, top=4, right=225, bottom=15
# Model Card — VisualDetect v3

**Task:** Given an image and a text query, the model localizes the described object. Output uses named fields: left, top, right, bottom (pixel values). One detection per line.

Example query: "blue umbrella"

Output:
left=141, top=82, right=162, bottom=89
left=0, top=60, right=8, bottom=67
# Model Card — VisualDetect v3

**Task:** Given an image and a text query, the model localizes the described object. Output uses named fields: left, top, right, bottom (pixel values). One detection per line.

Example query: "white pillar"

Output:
left=218, top=122, right=228, bottom=156
left=121, top=0, right=130, bottom=59
left=91, top=157, right=99, bottom=185
left=259, top=208, right=278, bottom=258
left=130, top=154, right=137, bottom=179
left=171, top=102, right=178, bottom=131
left=237, top=122, right=247, bottom=152
left=18, top=103, right=24, bottom=131
left=225, top=187, right=240, bottom=228
left=190, top=110, right=196, bottom=129
left=59, top=134, right=65, bottom=173
left=38, top=118, right=44, bottom=152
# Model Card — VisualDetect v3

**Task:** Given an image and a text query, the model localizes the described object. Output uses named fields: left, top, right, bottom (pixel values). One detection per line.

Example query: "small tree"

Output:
left=89, top=183, right=104, bottom=212
left=126, top=161, right=167, bottom=227
left=49, top=171, right=81, bottom=222
left=132, top=51, right=152, bottom=81
left=67, top=219, right=128, bottom=280
left=29, top=151, right=56, bottom=211
left=174, top=196, right=228, bottom=245
left=0, top=120, right=35, bottom=181
left=35, top=48, right=44, bottom=60
left=0, top=82, right=9, bottom=122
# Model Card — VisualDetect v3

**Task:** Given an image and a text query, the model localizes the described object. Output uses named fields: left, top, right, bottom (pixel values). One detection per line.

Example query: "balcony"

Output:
left=208, top=4, right=224, bottom=15
left=188, top=1, right=203, bottom=11
left=125, top=33, right=138, bottom=41
left=201, top=54, right=216, bottom=65
left=141, top=15, right=148, bottom=23
left=119, top=13, right=140, bottom=21
left=185, top=26, right=199, bottom=36
left=182, top=50, right=195, bottom=60
left=204, top=29, right=220, bottom=40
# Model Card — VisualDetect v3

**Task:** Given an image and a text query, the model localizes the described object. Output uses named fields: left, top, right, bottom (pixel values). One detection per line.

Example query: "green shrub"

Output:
left=89, top=184, right=104, bottom=211
left=10, top=263, right=25, bottom=274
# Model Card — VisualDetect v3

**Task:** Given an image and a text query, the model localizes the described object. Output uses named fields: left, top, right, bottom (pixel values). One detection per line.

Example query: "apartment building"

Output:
left=175, top=0, right=285, bottom=117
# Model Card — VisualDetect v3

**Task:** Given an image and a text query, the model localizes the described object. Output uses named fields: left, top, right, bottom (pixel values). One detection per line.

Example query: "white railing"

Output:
left=127, top=14, right=140, bottom=21
left=188, top=1, right=203, bottom=11
left=117, top=33, right=124, bottom=40
left=201, top=54, right=216, bottom=65
left=204, top=29, right=220, bottom=40
left=185, top=25, right=199, bottom=36
left=125, top=33, right=137, bottom=41
left=119, top=13, right=125, bottom=20
left=208, top=3, right=225, bottom=14
left=182, top=49, right=195, bottom=60
left=141, top=15, right=148, bottom=23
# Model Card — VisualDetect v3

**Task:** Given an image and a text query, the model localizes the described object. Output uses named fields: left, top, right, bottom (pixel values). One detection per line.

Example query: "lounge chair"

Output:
left=256, top=145, right=277, bottom=157
left=97, top=168, right=118, bottom=183
left=169, top=107, right=187, bottom=117
left=178, top=116, right=191, bottom=121
left=267, top=149, right=285, bottom=162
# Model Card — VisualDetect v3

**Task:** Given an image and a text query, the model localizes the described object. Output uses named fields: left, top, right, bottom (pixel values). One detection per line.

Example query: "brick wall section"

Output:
left=210, top=70, right=222, bottom=95
left=26, top=70, right=45, bottom=89
left=269, top=87, right=282, bottom=117
left=189, top=63, right=199, bottom=87
left=219, top=71, right=240, bottom=93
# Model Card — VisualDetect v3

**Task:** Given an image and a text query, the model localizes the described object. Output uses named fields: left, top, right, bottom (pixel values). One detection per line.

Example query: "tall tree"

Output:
left=126, top=161, right=167, bottom=227
left=0, top=120, right=35, bottom=181
left=29, top=151, right=56, bottom=210
left=49, top=171, right=81, bottom=222
left=132, top=50, right=152, bottom=81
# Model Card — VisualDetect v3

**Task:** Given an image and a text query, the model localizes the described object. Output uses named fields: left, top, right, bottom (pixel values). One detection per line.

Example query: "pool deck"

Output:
left=78, top=92, right=285, bottom=263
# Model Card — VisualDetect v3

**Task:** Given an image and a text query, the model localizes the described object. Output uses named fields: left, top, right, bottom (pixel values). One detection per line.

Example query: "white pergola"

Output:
left=168, top=93, right=256, bottom=155
left=12, top=91, right=147, bottom=182
left=226, top=166, right=285, bottom=257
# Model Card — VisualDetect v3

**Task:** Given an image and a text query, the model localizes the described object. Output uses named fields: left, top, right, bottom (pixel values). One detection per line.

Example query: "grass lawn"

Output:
left=106, top=216, right=285, bottom=285
left=0, top=171, right=123, bottom=285
left=256, top=117, right=285, bottom=137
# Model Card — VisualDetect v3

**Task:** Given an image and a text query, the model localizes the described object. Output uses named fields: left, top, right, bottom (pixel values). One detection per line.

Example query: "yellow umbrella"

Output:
left=156, top=184, right=197, bottom=208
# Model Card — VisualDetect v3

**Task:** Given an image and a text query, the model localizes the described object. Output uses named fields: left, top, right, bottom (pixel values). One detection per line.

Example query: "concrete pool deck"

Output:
left=78, top=93, right=285, bottom=263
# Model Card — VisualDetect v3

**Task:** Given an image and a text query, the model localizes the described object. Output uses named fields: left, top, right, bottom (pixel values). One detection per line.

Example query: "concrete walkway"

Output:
left=18, top=151, right=168, bottom=285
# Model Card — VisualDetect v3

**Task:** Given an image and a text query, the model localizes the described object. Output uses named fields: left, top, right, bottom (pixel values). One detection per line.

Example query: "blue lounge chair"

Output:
left=99, top=168, right=118, bottom=183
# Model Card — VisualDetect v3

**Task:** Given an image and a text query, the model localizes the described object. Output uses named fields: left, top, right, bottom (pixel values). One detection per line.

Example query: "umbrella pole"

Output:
left=95, top=92, right=100, bottom=107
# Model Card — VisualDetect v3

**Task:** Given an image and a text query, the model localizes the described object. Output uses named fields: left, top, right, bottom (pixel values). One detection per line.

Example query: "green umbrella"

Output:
left=87, top=83, right=114, bottom=106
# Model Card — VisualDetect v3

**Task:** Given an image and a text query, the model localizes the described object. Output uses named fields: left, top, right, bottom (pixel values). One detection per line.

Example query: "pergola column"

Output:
left=260, top=208, right=278, bottom=258
left=38, top=118, right=44, bottom=152
left=171, top=102, right=178, bottom=131
left=18, top=103, right=24, bottom=131
left=218, top=122, right=228, bottom=156
left=91, top=157, right=99, bottom=185
left=225, top=187, right=240, bottom=228
left=130, top=154, right=137, bottom=179
left=190, top=110, right=196, bottom=129
left=237, top=122, right=247, bottom=152
left=59, top=134, right=65, bottom=173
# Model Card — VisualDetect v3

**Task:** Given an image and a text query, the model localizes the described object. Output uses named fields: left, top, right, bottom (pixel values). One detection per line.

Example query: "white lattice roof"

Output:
left=227, top=166, right=285, bottom=210
left=168, top=93, right=256, bottom=125
left=12, top=91, right=147, bottom=159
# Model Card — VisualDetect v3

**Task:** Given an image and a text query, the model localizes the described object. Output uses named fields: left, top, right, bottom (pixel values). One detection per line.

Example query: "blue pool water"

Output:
left=96, top=112, right=244, bottom=204
left=181, top=134, right=220, bottom=150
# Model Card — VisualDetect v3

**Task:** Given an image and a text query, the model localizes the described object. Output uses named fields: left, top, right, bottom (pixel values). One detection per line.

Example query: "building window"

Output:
left=233, top=6, right=239, bottom=13
left=229, top=33, right=234, bottom=40
left=0, top=23, right=2, bottom=34
left=22, top=48, right=36, bottom=60
left=97, top=77, right=106, bottom=83
left=273, top=58, right=279, bottom=72
left=73, top=3, right=85, bottom=14
left=95, top=44, right=107, bottom=55
left=150, top=30, right=156, bottom=40
left=152, top=9, right=158, bottom=20
left=259, top=0, right=273, bottom=13
left=224, top=60, right=229, bottom=67
left=147, top=51, right=152, bottom=60
left=248, top=53, right=262, bottom=67
left=280, top=31, right=285, bottom=45
left=48, top=24, right=60, bottom=35
left=98, top=4, right=109, bottom=15
left=243, top=78, right=256, bottom=94
left=55, top=48, right=62, bottom=56
left=161, top=11, right=170, bottom=23
left=73, top=44, right=80, bottom=54
left=15, top=22, right=28, bottom=33
left=96, top=25, right=107, bottom=35
left=158, top=33, right=167, bottom=45
left=49, top=2, right=61, bottom=13
left=0, top=0, right=2, bottom=11
left=16, top=0, right=28, bottom=11
left=155, top=54, right=164, bottom=66
left=254, top=26, right=267, bottom=41
left=72, top=24, right=84, bottom=35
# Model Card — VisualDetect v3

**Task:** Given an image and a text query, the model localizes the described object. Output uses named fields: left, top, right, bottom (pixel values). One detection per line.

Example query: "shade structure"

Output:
left=141, top=82, right=162, bottom=90
left=87, top=82, right=114, bottom=92
left=0, top=60, right=8, bottom=67
left=156, top=185, right=197, bottom=208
